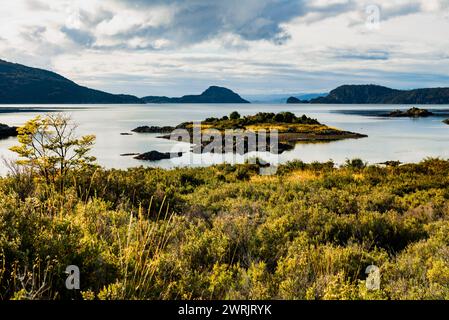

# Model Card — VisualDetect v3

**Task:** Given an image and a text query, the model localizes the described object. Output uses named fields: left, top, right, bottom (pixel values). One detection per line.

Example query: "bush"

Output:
left=229, top=111, right=241, bottom=120
left=2, top=150, right=449, bottom=299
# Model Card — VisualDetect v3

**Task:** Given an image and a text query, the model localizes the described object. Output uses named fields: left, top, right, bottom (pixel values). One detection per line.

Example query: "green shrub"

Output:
left=2, top=157, right=449, bottom=299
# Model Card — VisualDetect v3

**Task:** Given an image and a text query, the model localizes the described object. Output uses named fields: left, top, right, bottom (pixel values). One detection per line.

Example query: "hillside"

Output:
left=142, top=86, right=250, bottom=103
left=287, top=84, right=449, bottom=104
left=286, top=96, right=306, bottom=104
left=0, top=59, right=142, bottom=104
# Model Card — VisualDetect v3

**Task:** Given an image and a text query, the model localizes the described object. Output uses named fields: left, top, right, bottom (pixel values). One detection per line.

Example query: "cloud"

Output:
left=333, top=49, right=390, bottom=61
left=61, top=27, right=95, bottom=46
left=26, top=0, right=51, bottom=11
left=2, top=0, right=449, bottom=96
left=76, top=0, right=307, bottom=48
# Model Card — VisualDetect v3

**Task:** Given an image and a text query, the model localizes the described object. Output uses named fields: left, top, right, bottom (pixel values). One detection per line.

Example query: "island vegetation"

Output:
left=132, top=111, right=367, bottom=159
left=1, top=114, right=449, bottom=300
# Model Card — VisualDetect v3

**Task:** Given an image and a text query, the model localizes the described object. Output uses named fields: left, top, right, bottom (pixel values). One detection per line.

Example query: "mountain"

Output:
left=245, top=92, right=326, bottom=103
left=0, top=59, right=142, bottom=104
left=309, top=85, right=400, bottom=104
left=287, top=97, right=306, bottom=104
left=291, top=84, right=449, bottom=104
left=142, top=86, right=250, bottom=103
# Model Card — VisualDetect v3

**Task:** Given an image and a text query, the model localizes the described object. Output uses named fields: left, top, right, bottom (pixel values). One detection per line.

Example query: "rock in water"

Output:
left=132, top=126, right=175, bottom=133
left=120, top=153, right=140, bottom=156
left=134, top=151, right=183, bottom=161
left=386, top=107, right=433, bottom=118
left=0, top=123, right=18, bottom=139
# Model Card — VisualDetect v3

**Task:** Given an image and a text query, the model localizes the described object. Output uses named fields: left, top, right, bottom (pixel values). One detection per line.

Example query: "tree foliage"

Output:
left=9, top=114, right=96, bottom=189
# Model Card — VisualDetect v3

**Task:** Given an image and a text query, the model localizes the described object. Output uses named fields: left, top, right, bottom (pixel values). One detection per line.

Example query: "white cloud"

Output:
left=1, top=0, right=449, bottom=96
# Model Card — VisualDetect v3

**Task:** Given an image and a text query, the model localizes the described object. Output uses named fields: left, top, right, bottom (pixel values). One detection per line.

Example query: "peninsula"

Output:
left=287, top=84, right=449, bottom=104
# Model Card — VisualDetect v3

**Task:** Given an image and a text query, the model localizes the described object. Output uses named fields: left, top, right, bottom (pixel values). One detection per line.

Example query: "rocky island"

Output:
left=134, top=151, right=183, bottom=161
left=0, top=123, right=18, bottom=139
left=383, top=107, right=433, bottom=118
left=132, top=126, right=177, bottom=133
left=132, top=111, right=367, bottom=159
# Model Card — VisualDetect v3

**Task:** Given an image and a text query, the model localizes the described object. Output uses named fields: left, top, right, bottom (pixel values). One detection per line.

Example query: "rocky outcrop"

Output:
left=0, top=123, right=18, bottom=139
left=120, top=153, right=140, bottom=156
left=443, top=119, right=449, bottom=125
left=132, top=126, right=176, bottom=133
left=134, top=151, right=183, bottom=161
left=385, top=107, right=433, bottom=118
left=136, top=111, right=367, bottom=156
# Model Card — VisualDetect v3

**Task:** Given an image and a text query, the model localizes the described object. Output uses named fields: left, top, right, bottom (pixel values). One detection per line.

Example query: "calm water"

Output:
left=1, top=104, right=449, bottom=175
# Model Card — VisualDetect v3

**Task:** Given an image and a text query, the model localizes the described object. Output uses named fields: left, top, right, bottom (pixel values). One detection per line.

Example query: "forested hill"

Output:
left=287, top=84, right=449, bottom=104
left=0, top=59, right=142, bottom=104
left=142, top=86, right=250, bottom=104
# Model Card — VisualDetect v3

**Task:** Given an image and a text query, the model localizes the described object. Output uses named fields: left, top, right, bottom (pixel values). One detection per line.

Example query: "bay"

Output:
left=1, top=104, right=448, bottom=175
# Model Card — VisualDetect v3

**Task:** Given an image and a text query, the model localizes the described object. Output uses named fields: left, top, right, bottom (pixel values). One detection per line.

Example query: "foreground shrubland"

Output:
left=1, top=158, right=449, bottom=300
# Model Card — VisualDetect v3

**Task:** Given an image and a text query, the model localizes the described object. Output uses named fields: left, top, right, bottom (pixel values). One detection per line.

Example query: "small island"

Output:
left=443, top=119, right=449, bottom=125
left=132, top=125, right=177, bottom=133
left=383, top=107, right=433, bottom=118
left=134, top=151, right=183, bottom=161
left=131, top=111, right=367, bottom=159
left=0, top=123, right=18, bottom=139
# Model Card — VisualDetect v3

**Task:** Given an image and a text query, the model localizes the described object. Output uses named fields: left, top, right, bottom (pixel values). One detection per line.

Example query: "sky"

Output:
left=1, top=0, right=449, bottom=97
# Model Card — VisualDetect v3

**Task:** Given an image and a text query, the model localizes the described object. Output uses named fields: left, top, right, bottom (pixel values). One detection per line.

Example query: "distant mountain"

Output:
left=142, top=86, right=250, bottom=104
left=289, top=84, right=449, bottom=104
left=249, top=93, right=325, bottom=103
left=0, top=59, right=142, bottom=104
left=286, top=97, right=306, bottom=104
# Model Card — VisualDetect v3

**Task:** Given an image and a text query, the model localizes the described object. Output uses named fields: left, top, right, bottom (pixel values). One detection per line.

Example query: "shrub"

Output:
left=229, top=111, right=241, bottom=120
